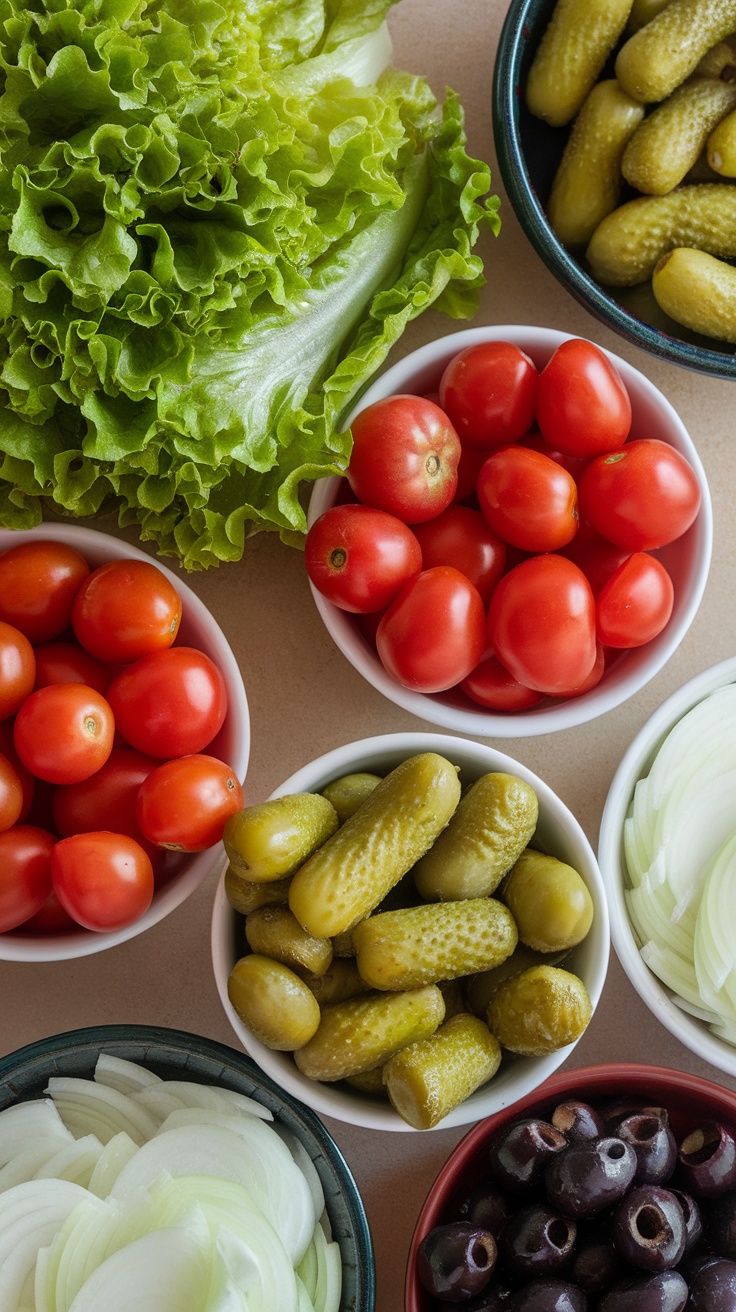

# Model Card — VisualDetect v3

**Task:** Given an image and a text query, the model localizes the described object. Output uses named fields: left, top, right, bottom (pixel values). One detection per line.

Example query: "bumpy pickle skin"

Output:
left=224, top=866, right=291, bottom=915
left=615, top=0, right=736, bottom=103
left=320, top=772, right=382, bottom=823
left=621, top=77, right=736, bottom=195
left=353, top=898, right=518, bottom=992
left=501, top=849, right=594, bottom=953
left=344, top=1065, right=388, bottom=1097
left=708, top=106, right=736, bottom=174
left=695, top=39, right=736, bottom=78
left=487, top=965, right=592, bottom=1056
left=227, top=954, right=321, bottom=1050
left=526, top=0, right=634, bottom=127
left=464, top=944, right=569, bottom=1018
left=223, top=793, right=338, bottom=882
left=652, top=247, right=736, bottom=342
left=586, top=185, right=736, bottom=285
left=299, top=958, right=373, bottom=1007
left=245, top=904, right=333, bottom=976
left=626, top=0, right=671, bottom=34
left=288, top=753, right=461, bottom=938
left=383, top=1013, right=502, bottom=1130
left=547, top=81, right=645, bottom=248
left=412, top=772, right=538, bottom=903
left=293, top=985, right=446, bottom=1082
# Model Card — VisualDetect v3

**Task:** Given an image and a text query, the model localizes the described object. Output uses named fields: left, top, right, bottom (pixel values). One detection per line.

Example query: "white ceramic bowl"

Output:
left=307, top=325, right=712, bottom=737
left=211, top=731, right=609, bottom=1132
left=0, top=523, right=250, bottom=962
left=599, top=656, right=736, bottom=1078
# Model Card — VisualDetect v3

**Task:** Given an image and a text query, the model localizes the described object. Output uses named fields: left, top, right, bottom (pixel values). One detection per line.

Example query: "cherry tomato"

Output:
left=0, top=540, right=89, bottom=643
left=460, top=652, right=544, bottom=711
left=487, top=556, right=597, bottom=695
left=597, top=553, right=674, bottom=648
left=347, top=396, right=461, bottom=524
left=52, top=747, right=162, bottom=869
left=72, top=559, right=182, bottom=663
left=0, top=825, right=55, bottom=932
left=560, top=522, right=631, bottom=597
left=137, top=754, right=244, bottom=852
left=454, top=445, right=489, bottom=504
left=0, top=621, right=35, bottom=720
left=21, top=889, right=77, bottom=933
left=0, top=721, right=34, bottom=822
left=519, top=431, right=588, bottom=482
left=376, top=566, right=486, bottom=693
left=305, top=505, right=421, bottom=613
left=536, top=338, right=632, bottom=457
left=477, top=446, right=579, bottom=553
left=13, top=683, right=115, bottom=785
left=0, top=753, right=23, bottom=832
left=107, top=647, right=227, bottom=758
left=439, top=341, right=537, bottom=448
left=411, top=505, right=506, bottom=605
left=578, top=440, right=702, bottom=551
left=33, top=641, right=111, bottom=695
left=51, top=831, right=154, bottom=932
left=555, top=642, right=607, bottom=698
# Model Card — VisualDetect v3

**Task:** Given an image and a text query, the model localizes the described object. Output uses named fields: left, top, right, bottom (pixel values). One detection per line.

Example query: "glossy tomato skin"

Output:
left=560, top=522, right=631, bottom=597
left=0, top=540, right=89, bottom=643
left=0, top=752, right=23, bottom=831
left=460, top=652, right=544, bottom=711
left=536, top=338, right=632, bottom=457
left=477, top=445, right=579, bottom=553
left=305, top=505, right=421, bottom=613
left=519, top=431, right=589, bottom=482
left=376, top=566, right=486, bottom=693
left=578, top=440, right=701, bottom=550
left=347, top=395, right=461, bottom=524
left=556, top=641, right=607, bottom=697
left=107, top=647, right=227, bottom=758
left=439, top=341, right=538, bottom=449
left=0, top=721, right=34, bottom=822
left=33, top=641, right=111, bottom=695
left=487, top=555, right=597, bottom=695
left=13, top=683, right=115, bottom=785
left=21, top=888, right=77, bottom=933
left=0, top=825, right=55, bottom=931
left=597, top=553, right=674, bottom=648
left=137, top=754, right=244, bottom=852
left=72, top=559, right=182, bottom=663
left=411, top=506, right=507, bottom=606
left=454, top=445, right=489, bottom=504
left=51, top=831, right=154, bottom=932
left=52, top=747, right=162, bottom=870
left=0, top=621, right=35, bottom=721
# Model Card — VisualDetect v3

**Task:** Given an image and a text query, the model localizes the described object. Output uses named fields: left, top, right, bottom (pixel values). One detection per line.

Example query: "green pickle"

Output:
left=487, top=965, right=592, bottom=1056
left=615, top=0, right=736, bottom=103
left=344, top=1066, right=388, bottom=1097
left=526, top=0, right=633, bottom=127
left=501, top=849, right=594, bottom=953
left=223, top=792, right=338, bottom=882
left=299, top=958, right=373, bottom=1007
left=464, top=944, right=569, bottom=1018
left=413, top=772, right=538, bottom=902
left=245, top=905, right=333, bottom=976
left=652, top=246, right=736, bottom=342
left=708, top=106, right=736, bottom=174
left=293, top=985, right=446, bottom=1082
left=227, top=954, right=321, bottom=1050
left=586, top=185, right=736, bottom=286
left=621, top=77, right=736, bottom=195
left=383, top=1012, right=502, bottom=1129
left=320, top=772, right=382, bottom=823
left=353, top=898, right=518, bottom=991
left=224, top=865, right=291, bottom=915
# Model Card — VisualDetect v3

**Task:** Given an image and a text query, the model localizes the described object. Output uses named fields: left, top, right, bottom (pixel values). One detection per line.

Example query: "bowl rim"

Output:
left=598, top=654, right=736, bottom=1076
left=0, top=523, right=251, bottom=963
left=211, top=730, right=610, bottom=1132
left=492, top=0, right=736, bottom=380
left=307, top=324, right=712, bottom=739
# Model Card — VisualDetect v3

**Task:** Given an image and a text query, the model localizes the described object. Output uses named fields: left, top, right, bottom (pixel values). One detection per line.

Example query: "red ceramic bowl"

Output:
left=405, top=1062, right=736, bottom=1310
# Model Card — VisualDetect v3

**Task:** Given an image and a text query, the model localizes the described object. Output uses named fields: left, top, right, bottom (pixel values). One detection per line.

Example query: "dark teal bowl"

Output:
left=492, top=0, right=736, bottom=380
left=0, top=1024, right=375, bottom=1312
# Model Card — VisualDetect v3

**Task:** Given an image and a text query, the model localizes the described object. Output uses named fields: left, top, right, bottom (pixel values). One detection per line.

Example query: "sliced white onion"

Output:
left=33, top=1137, right=103, bottom=1190
left=65, top=1217, right=211, bottom=1312
left=93, top=1056, right=162, bottom=1095
left=45, top=1081, right=159, bottom=1147
left=0, top=1103, right=72, bottom=1169
left=86, top=1134, right=139, bottom=1200
left=0, top=1179, right=89, bottom=1312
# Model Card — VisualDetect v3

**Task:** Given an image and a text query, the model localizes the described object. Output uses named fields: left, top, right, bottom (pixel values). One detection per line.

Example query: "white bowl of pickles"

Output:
left=210, top=733, right=610, bottom=1132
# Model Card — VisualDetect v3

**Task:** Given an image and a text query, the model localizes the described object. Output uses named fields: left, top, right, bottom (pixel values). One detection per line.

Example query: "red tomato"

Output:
left=21, top=889, right=77, bottom=933
left=376, top=566, right=486, bottom=693
left=107, top=647, right=227, bottom=758
left=477, top=446, right=579, bottom=553
left=460, top=652, right=544, bottom=711
left=13, top=683, right=115, bottom=785
left=555, top=642, right=607, bottom=698
left=305, top=505, right=421, bottom=613
left=560, top=522, right=631, bottom=597
left=519, top=431, right=588, bottom=482
left=536, top=339, right=632, bottom=457
left=0, top=721, right=34, bottom=822
left=137, top=754, right=244, bottom=852
left=52, top=747, right=162, bottom=869
left=578, top=440, right=702, bottom=551
left=597, top=553, right=674, bottom=648
left=51, top=831, right=154, bottom=932
left=72, top=559, right=182, bottom=663
left=411, top=506, right=506, bottom=606
left=487, top=556, right=597, bottom=695
left=439, top=341, right=538, bottom=448
left=347, top=396, right=461, bottom=523
left=0, top=825, right=55, bottom=931
left=0, top=540, right=89, bottom=643
left=454, top=445, right=489, bottom=503
left=0, top=753, right=23, bottom=832
left=33, top=641, right=111, bottom=695
left=0, top=621, right=35, bottom=720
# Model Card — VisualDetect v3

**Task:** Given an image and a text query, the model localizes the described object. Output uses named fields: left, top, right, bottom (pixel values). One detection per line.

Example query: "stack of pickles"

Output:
left=223, top=753, right=594, bottom=1130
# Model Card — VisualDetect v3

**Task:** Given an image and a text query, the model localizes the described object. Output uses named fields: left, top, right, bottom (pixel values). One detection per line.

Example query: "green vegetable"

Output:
left=0, top=0, right=498, bottom=567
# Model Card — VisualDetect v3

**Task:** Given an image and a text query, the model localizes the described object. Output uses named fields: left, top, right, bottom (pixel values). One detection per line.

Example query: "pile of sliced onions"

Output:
left=0, top=1053, right=342, bottom=1312
left=624, top=683, right=736, bottom=1046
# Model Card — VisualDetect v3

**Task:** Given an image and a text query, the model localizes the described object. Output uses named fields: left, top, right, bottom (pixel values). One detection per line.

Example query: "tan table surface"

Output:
left=2, top=2, right=736, bottom=1308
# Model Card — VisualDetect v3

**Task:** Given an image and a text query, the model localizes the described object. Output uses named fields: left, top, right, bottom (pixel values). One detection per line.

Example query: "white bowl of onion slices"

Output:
left=599, top=655, right=736, bottom=1076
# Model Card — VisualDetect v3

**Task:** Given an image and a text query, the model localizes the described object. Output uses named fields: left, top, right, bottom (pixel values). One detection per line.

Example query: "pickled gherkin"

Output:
left=586, top=185, right=736, bottom=286
left=353, top=898, right=518, bottom=991
left=615, top=0, right=736, bottom=103
left=344, top=1066, right=388, bottom=1097
left=652, top=246, right=736, bottom=342
left=223, top=792, right=338, bottom=882
left=464, top=944, right=569, bottom=1018
left=621, top=77, right=736, bottom=195
left=245, top=905, right=333, bottom=976
left=288, top=753, right=461, bottom=938
left=383, top=1013, right=502, bottom=1129
left=300, top=958, right=373, bottom=1007
left=526, top=0, right=633, bottom=126
left=413, top=772, right=538, bottom=902
left=225, top=865, right=291, bottom=915
left=501, top=850, right=594, bottom=953
left=321, top=772, right=382, bottom=823
left=227, top=955, right=321, bottom=1050
left=293, top=985, right=446, bottom=1082
left=487, top=965, right=592, bottom=1056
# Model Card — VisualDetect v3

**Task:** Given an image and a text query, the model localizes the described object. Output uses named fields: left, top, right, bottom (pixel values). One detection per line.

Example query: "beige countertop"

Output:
left=2, top=2, right=736, bottom=1308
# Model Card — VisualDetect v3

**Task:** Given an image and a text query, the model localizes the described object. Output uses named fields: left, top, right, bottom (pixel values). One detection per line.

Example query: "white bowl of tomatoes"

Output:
left=0, top=524, right=250, bottom=961
left=306, top=326, right=712, bottom=736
